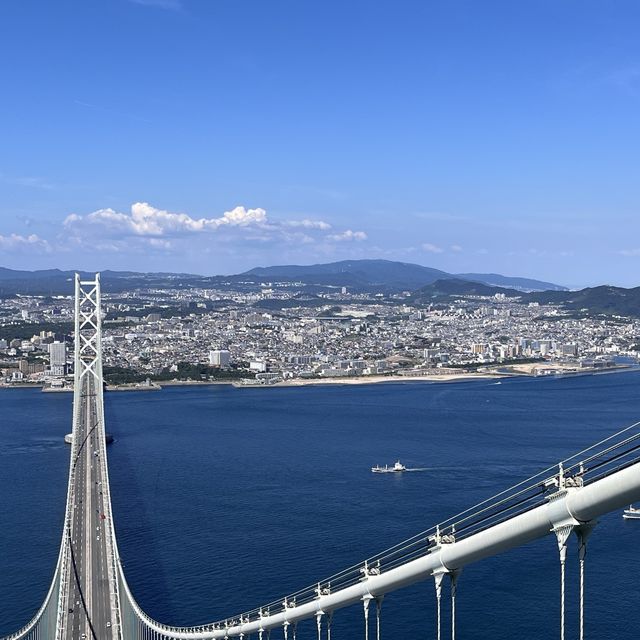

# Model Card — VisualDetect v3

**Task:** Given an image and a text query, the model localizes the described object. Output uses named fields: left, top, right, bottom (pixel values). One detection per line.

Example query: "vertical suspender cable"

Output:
left=450, top=571, right=460, bottom=640
left=559, top=543, right=567, bottom=640
left=316, top=611, right=324, bottom=640
left=434, top=573, right=444, bottom=640
left=553, top=523, right=573, bottom=640
left=579, top=550, right=585, bottom=640
left=375, top=596, right=383, bottom=640
left=576, top=524, right=594, bottom=640
left=363, top=596, right=371, bottom=640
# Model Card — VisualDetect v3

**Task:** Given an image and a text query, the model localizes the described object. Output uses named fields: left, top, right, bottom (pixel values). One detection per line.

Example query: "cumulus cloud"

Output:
left=422, top=243, right=444, bottom=253
left=0, top=233, right=51, bottom=252
left=327, top=229, right=367, bottom=242
left=65, top=202, right=268, bottom=237
left=60, top=202, right=364, bottom=255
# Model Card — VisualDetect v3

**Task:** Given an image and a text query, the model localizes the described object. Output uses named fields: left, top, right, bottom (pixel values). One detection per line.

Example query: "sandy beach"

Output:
left=237, top=371, right=501, bottom=388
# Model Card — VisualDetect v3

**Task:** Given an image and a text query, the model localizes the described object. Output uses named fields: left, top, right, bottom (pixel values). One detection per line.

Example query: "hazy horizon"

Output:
left=0, top=257, right=614, bottom=291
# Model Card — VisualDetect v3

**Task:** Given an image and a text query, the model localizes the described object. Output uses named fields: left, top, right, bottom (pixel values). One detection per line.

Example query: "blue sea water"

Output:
left=2, top=372, right=640, bottom=639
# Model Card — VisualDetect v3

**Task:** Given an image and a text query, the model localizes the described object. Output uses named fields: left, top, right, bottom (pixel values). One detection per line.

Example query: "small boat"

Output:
left=623, top=505, right=640, bottom=519
left=372, top=461, right=407, bottom=473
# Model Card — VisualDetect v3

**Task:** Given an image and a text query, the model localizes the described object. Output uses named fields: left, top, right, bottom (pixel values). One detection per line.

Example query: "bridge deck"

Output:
left=63, top=374, right=117, bottom=640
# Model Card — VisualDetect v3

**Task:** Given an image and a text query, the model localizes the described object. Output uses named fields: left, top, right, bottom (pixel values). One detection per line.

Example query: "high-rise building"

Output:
left=209, top=349, right=231, bottom=368
left=49, top=341, right=67, bottom=376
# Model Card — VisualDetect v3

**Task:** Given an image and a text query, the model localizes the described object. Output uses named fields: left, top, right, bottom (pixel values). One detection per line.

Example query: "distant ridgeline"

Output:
left=241, top=259, right=566, bottom=292
left=2, top=261, right=640, bottom=317
left=0, top=261, right=565, bottom=295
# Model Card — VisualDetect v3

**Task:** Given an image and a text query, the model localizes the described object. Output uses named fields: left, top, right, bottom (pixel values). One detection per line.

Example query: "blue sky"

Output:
left=1, top=0, right=639, bottom=286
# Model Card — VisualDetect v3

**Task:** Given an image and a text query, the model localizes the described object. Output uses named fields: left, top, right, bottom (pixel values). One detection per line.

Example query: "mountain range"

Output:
left=243, top=260, right=566, bottom=292
left=0, top=260, right=565, bottom=295
left=409, top=278, right=640, bottom=318
left=3, top=260, right=640, bottom=317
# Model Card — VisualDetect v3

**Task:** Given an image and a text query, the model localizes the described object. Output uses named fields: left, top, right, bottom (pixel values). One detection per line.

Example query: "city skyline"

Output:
left=2, top=1, right=640, bottom=287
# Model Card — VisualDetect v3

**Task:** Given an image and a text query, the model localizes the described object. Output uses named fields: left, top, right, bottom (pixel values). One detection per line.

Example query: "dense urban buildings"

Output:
left=1, top=282, right=637, bottom=388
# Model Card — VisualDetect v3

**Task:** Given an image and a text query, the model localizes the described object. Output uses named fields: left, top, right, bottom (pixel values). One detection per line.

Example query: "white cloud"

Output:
left=450, top=244, right=463, bottom=252
left=65, top=202, right=268, bottom=237
left=148, top=238, right=173, bottom=250
left=284, top=219, right=332, bottom=231
left=327, top=229, right=367, bottom=242
left=619, top=249, right=640, bottom=257
left=422, top=242, right=444, bottom=253
left=0, top=233, right=51, bottom=252
left=60, top=202, right=361, bottom=255
left=218, top=205, right=267, bottom=228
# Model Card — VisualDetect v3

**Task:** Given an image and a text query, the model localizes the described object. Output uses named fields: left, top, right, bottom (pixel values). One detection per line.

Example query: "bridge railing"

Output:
left=96, top=381, right=126, bottom=639
left=0, top=564, right=62, bottom=640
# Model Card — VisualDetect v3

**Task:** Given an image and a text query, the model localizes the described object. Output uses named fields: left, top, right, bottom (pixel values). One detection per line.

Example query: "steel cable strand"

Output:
left=562, top=421, right=640, bottom=471
left=583, top=441, right=640, bottom=476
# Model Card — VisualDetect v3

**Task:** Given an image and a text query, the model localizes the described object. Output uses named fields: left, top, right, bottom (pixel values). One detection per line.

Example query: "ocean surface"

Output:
left=2, top=372, right=640, bottom=639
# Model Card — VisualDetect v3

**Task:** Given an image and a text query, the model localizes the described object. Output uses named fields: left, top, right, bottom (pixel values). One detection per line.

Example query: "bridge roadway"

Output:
left=64, top=374, right=117, bottom=640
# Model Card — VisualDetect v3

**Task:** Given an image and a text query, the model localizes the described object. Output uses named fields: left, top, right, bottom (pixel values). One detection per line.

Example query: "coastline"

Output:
left=1, top=364, right=635, bottom=393
left=156, top=379, right=232, bottom=386
left=256, top=372, right=501, bottom=388
left=234, top=363, right=636, bottom=389
left=106, top=383, right=161, bottom=392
